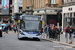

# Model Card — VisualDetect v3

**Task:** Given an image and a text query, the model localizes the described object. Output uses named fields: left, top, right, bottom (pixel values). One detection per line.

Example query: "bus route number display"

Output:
left=25, top=17, right=39, bottom=20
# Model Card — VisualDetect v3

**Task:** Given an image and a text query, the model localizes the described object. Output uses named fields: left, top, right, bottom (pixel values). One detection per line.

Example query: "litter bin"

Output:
left=0, top=30, right=2, bottom=37
left=72, top=32, right=75, bottom=44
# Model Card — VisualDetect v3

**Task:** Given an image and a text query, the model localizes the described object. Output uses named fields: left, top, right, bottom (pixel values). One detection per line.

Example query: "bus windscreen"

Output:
left=25, top=20, right=41, bottom=31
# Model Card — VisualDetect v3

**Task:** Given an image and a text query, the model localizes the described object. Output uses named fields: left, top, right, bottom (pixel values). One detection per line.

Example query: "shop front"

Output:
left=62, top=5, right=75, bottom=31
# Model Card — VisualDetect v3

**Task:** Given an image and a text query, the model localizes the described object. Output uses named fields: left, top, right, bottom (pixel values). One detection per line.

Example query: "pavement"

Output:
left=42, top=33, right=75, bottom=48
left=0, top=31, right=75, bottom=50
left=6, top=31, right=75, bottom=48
left=2, top=30, right=17, bottom=34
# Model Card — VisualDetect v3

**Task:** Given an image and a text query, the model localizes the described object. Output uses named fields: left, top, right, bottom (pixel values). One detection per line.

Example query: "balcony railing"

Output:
left=46, top=4, right=58, bottom=7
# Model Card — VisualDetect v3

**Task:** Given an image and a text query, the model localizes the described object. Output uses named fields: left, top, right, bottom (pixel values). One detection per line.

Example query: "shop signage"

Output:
left=68, top=8, right=72, bottom=11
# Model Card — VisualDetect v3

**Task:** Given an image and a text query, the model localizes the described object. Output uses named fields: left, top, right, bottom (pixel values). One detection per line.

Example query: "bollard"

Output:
left=66, top=33, right=68, bottom=43
left=49, top=29, right=52, bottom=38
left=72, top=32, right=75, bottom=44
left=0, top=30, right=2, bottom=37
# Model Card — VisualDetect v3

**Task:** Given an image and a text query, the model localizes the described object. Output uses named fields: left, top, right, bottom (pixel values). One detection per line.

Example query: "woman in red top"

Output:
left=53, top=26, right=57, bottom=30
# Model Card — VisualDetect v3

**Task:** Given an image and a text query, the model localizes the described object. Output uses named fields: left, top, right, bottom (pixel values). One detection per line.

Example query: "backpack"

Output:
left=66, top=28, right=69, bottom=32
left=14, top=27, right=16, bottom=30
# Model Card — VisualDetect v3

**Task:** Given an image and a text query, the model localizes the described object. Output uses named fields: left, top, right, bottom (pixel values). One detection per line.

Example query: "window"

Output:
left=25, top=21, right=41, bottom=30
left=20, top=21, right=25, bottom=29
left=67, top=0, right=68, bottom=2
left=64, top=13, right=65, bottom=17
left=54, top=10, right=57, bottom=12
left=0, top=0, right=1, bottom=4
left=70, top=13, right=72, bottom=17
left=19, top=7, right=22, bottom=12
left=0, top=9, right=1, bottom=13
left=74, top=12, right=75, bottom=17
left=51, top=0, right=56, bottom=4
left=10, top=0, right=12, bottom=4
left=26, top=7, right=29, bottom=9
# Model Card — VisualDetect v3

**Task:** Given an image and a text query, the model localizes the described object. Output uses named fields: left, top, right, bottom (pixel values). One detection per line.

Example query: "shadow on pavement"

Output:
left=18, top=38, right=48, bottom=42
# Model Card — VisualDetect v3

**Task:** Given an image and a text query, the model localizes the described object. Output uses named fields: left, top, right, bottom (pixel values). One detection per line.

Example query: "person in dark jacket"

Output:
left=64, top=26, right=69, bottom=38
left=69, top=26, right=73, bottom=39
left=5, top=26, right=8, bottom=34
left=8, top=25, right=11, bottom=30
left=44, top=25, right=50, bottom=38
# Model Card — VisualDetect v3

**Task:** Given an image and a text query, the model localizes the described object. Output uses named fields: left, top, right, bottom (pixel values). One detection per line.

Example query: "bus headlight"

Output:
left=20, top=32, right=25, bottom=35
left=36, top=33, right=42, bottom=36
left=19, top=31, right=25, bottom=35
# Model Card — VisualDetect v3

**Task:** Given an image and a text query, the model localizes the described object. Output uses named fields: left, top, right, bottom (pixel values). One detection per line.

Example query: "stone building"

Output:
left=62, top=0, right=75, bottom=31
left=22, top=0, right=63, bottom=27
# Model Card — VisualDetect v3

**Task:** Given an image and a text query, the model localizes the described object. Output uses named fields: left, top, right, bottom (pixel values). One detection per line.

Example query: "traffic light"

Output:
left=57, top=11, right=62, bottom=22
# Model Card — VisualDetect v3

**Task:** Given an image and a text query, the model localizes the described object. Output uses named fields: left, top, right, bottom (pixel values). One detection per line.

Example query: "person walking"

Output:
left=13, top=25, right=17, bottom=33
left=8, top=25, right=11, bottom=30
left=44, top=25, right=50, bottom=38
left=53, top=26, right=58, bottom=39
left=5, top=26, right=8, bottom=34
left=69, top=26, right=73, bottom=39
left=64, top=26, right=69, bottom=38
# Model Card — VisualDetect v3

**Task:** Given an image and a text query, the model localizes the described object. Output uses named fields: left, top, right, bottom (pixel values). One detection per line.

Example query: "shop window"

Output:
left=64, top=13, right=65, bottom=17
left=67, top=0, right=68, bottom=2
left=67, top=13, right=69, bottom=17
left=74, top=13, right=75, bottom=17
left=70, top=13, right=72, bottom=17
left=51, top=0, right=56, bottom=4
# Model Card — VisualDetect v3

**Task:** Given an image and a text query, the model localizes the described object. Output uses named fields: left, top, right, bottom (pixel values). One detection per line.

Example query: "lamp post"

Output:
left=44, top=4, right=47, bottom=25
left=44, top=4, right=53, bottom=25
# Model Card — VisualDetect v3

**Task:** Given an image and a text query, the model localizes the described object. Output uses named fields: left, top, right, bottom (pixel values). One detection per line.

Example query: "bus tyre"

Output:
left=37, top=39, right=41, bottom=41
left=0, top=31, right=2, bottom=37
left=17, top=33, right=22, bottom=40
left=18, top=38, right=22, bottom=40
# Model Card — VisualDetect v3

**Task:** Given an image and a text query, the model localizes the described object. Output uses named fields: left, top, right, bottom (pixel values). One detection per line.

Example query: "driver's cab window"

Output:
left=20, top=20, right=25, bottom=29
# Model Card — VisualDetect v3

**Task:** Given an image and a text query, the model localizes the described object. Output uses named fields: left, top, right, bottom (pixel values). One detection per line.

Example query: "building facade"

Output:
left=22, top=0, right=62, bottom=28
left=12, top=0, right=22, bottom=15
left=0, top=0, right=12, bottom=24
left=12, top=0, right=22, bottom=25
left=62, top=0, right=75, bottom=31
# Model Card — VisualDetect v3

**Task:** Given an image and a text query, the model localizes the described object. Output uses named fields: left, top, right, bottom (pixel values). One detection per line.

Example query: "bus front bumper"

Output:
left=18, top=33, right=42, bottom=39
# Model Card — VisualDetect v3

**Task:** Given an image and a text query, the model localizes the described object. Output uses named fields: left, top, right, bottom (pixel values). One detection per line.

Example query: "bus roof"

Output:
left=20, top=15, right=42, bottom=21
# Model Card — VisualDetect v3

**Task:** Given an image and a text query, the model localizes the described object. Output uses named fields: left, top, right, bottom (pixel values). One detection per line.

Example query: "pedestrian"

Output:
left=57, top=26, right=62, bottom=34
left=11, top=25, right=14, bottom=30
left=53, top=25, right=58, bottom=30
left=13, top=25, right=17, bottom=33
left=44, top=25, right=50, bottom=38
left=68, top=26, right=73, bottom=39
left=5, top=26, right=8, bottom=34
left=53, top=26, right=58, bottom=39
left=8, top=25, right=11, bottom=30
left=64, top=26, right=69, bottom=38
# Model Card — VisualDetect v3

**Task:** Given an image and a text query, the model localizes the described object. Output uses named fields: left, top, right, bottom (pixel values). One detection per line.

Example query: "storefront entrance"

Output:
left=47, top=15, right=62, bottom=26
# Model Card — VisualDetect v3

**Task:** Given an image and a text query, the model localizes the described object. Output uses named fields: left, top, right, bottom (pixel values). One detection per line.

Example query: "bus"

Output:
left=17, top=15, right=42, bottom=41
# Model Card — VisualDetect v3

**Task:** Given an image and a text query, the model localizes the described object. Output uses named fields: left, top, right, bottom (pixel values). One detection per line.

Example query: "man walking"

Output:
left=44, top=25, right=50, bottom=38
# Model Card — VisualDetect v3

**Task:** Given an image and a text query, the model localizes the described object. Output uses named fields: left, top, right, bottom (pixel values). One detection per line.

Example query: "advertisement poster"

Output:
left=1, top=0, right=9, bottom=15
left=1, top=0, right=9, bottom=9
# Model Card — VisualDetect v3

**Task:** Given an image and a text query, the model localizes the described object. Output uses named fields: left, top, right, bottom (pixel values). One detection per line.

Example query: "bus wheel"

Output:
left=37, top=39, right=40, bottom=41
left=18, top=38, right=22, bottom=40
left=17, top=33, right=22, bottom=40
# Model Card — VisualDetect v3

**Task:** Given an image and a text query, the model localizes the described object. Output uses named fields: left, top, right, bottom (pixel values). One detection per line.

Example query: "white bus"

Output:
left=17, top=15, right=42, bottom=41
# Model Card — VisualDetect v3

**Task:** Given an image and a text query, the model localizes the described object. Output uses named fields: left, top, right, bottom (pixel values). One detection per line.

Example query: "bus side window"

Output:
left=20, top=21, right=25, bottom=29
